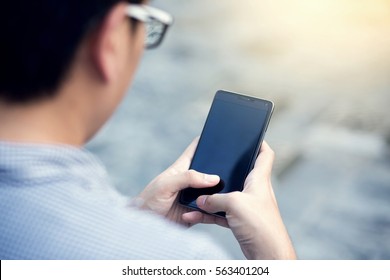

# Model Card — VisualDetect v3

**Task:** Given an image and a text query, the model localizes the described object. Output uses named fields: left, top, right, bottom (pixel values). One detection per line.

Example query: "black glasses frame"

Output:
left=126, top=4, right=174, bottom=49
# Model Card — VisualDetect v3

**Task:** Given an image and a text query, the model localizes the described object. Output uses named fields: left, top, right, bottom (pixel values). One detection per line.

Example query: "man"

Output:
left=0, top=0, right=296, bottom=259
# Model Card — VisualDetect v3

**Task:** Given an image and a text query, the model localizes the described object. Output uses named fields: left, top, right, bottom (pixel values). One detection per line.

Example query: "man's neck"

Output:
left=0, top=96, right=86, bottom=146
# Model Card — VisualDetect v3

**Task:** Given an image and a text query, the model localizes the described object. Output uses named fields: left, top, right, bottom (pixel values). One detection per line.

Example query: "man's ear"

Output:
left=91, top=3, right=129, bottom=83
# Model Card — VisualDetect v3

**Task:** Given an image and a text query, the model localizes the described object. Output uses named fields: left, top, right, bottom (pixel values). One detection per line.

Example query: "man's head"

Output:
left=0, top=0, right=171, bottom=144
left=0, top=0, right=145, bottom=103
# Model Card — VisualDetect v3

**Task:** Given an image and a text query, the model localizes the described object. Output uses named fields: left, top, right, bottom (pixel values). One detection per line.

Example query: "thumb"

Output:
left=160, top=169, right=220, bottom=193
left=197, top=193, right=229, bottom=214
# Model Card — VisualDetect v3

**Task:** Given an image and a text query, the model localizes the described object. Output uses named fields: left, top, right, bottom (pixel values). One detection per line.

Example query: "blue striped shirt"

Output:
left=0, top=141, right=230, bottom=259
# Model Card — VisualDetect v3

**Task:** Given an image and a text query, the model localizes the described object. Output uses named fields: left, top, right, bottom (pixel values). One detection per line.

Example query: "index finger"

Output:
left=168, top=137, right=200, bottom=173
left=243, top=141, right=275, bottom=193
left=252, top=141, right=275, bottom=178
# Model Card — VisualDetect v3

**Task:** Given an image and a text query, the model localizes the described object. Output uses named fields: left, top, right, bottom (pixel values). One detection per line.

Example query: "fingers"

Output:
left=169, top=137, right=200, bottom=173
left=182, top=211, right=229, bottom=228
left=182, top=211, right=203, bottom=224
left=159, top=169, right=220, bottom=193
left=243, top=141, right=275, bottom=194
left=252, top=141, right=275, bottom=178
left=196, top=193, right=230, bottom=214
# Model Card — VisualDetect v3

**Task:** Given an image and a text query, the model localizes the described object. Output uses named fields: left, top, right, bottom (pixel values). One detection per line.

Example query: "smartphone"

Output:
left=179, top=90, right=274, bottom=216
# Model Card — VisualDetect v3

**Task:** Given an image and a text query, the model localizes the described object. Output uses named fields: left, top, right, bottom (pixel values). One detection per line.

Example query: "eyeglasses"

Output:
left=126, top=4, right=173, bottom=49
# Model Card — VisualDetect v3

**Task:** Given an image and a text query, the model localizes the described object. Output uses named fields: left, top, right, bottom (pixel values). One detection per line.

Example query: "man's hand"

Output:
left=136, top=139, right=296, bottom=259
left=182, top=142, right=297, bottom=260
left=136, top=137, right=220, bottom=226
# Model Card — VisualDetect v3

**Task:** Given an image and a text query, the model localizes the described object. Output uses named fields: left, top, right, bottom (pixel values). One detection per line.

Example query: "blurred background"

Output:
left=87, top=0, right=390, bottom=259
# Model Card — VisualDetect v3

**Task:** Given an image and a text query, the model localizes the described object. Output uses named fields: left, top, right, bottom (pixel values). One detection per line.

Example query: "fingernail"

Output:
left=199, top=196, right=208, bottom=207
left=204, top=174, right=220, bottom=184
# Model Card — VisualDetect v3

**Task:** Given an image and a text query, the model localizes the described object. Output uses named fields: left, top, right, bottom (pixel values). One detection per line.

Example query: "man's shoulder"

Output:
left=0, top=142, right=230, bottom=259
left=112, top=207, right=231, bottom=259
left=0, top=184, right=229, bottom=260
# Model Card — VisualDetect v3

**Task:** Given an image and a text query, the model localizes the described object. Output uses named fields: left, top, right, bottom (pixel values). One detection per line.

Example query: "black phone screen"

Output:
left=179, top=90, right=273, bottom=212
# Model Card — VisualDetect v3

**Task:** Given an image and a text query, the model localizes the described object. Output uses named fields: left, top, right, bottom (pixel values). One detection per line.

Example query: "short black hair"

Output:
left=0, top=0, right=143, bottom=103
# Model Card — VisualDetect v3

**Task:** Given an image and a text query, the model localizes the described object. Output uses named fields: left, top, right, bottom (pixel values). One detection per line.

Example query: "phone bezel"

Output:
left=179, top=90, right=274, bottom=216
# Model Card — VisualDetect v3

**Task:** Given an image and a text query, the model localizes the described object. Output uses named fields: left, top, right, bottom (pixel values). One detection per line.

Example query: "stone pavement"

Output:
left=276, top=125, right=390, bottom=259
left=87, top=0, right=390, bottom=259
